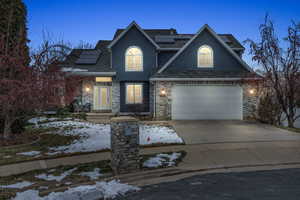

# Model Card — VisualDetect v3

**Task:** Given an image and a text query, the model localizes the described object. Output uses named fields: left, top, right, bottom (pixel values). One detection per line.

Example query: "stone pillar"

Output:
left=110, top=117, right=140, bottom=175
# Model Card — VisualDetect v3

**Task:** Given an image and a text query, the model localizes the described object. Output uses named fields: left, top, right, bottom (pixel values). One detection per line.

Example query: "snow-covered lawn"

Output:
left=143, top=152, right=182, bottom=168
left=13, top=180, right=140, bottom=200
left=79, top=168, right=103, bottom=180
left=0, top=181, right=34, bottom=189
left=17, top=151, right=41, bottom=157
left=25, top=120, right=184, bottom=156
left=28, top=117, right=60, bottom=125
left=35, top=168, right=77, bottom=182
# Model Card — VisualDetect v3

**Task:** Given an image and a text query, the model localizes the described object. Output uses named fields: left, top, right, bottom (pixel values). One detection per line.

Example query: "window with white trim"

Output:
left=126, top=84, right=143, bottom=104
left=125, top=46, right=143, bottom=71
left=198, top=45, right=213, bottom=67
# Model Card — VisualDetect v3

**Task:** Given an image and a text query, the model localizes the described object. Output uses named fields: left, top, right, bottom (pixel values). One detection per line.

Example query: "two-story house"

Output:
left=61, top=21, right=259, bottom=120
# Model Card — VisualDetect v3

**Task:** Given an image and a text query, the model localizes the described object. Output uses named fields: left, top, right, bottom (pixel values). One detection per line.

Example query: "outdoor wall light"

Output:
left=85, top=86, right=91, bottom=92
left=249, top=89, right=255, bottom=95
left=160, top=88, right=167, bottom=96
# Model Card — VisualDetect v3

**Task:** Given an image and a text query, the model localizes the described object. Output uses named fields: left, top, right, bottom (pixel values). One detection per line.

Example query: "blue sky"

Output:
left=23, top=0, right=300, bottom=68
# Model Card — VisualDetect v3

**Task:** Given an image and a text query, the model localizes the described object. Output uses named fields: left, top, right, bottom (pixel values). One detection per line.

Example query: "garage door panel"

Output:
left=172, top=85, right=242, bottom=120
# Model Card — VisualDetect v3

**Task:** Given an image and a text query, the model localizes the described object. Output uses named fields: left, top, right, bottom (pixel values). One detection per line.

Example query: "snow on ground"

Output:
left=143, top=152, right=182, bottom=168
left=61, top=67, right=88, bottom=72
left=0, top=181, right=33, bottom=189
left=28, top=117, right=59, bottom=125
left=4, top=155, right=12, bottom=159
left=41, top=121, right=111, bottom=155
left=13, top=180, right=140, bottom=200
left=38, top=120, right=183, bottom=155
left=35, top=168, right=77, bottom=182
left=17, top=151, right=41, bottom=157
left=79, top=168, right=102, bottom=180
left=140, top=125, right=184, bottom=145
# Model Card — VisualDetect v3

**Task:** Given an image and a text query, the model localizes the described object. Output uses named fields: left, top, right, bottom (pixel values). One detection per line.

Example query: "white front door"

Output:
left=93, top=86, right=111, bottom=110
left=172, top=85, right=243, bottom=120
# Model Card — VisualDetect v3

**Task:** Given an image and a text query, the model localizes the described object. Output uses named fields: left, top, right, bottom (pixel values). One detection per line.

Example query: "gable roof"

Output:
left=113, top=28, right=244, bottom=50
left=157, top=24, right=252, bottom=73
left=107, top=21, right=160, bottom=49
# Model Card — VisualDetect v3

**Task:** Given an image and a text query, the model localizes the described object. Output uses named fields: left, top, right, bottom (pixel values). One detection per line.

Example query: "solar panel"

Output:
left=220, top=36, right=232, bottom=43
left=174, top=35, right=193, bottom=40
left=154, top=36, right=175, bottom=43
left=75, top=50, right=101, bottom=64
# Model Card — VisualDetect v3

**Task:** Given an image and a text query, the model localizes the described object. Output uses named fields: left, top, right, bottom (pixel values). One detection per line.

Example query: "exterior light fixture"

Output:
left=85, top=87, right=91, bottom=92
left=160, top=88, right=167, bottom=96
left=249, top=89, right=255, bottom=95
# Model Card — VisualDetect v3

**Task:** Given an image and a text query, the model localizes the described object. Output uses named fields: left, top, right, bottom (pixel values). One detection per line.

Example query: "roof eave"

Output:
left=150, top=77, right=262, bottom=81
left=65, top=72, right=116, bottom=76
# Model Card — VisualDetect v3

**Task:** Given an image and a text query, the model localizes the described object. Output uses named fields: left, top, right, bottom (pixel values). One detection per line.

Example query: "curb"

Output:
left=39, top=162, right=300, bottom=195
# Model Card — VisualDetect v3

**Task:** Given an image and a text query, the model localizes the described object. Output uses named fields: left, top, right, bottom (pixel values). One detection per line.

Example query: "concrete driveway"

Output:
left=172, top=120, right=300, bottom=144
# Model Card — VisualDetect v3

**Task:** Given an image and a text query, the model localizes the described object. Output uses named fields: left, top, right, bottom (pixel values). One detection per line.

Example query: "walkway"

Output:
left=2, top=141, right=300, bottom=177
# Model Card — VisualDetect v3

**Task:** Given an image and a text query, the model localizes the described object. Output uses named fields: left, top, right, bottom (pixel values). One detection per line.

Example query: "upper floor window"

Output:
left=198, top=45, right=213, bottom=67
left=125, top=46, right=143, bottom=71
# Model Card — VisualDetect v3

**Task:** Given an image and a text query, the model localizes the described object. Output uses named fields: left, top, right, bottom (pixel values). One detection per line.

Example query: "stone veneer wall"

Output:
left=110, top=117, right=140, bottom=174
left=112, top=81, right=120, bottom=114
left=81, top=79, right=119, bottom=113
left=82, top=79, right=94, bottom=106
left=154, top=81, right=259, bottom=120
left=149, top=82, right=155, bottom=114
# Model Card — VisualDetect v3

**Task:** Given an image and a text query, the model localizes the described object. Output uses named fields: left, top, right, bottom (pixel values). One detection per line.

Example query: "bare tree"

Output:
left=246, top=15, right=300, bottom=128
left=75, top=40, right=94, bottom=49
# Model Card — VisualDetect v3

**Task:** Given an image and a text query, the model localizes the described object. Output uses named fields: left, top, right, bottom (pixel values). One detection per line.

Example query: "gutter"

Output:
left=66, top=72, right=116, bottom=76
left=150, top=77, right=262, bottom=81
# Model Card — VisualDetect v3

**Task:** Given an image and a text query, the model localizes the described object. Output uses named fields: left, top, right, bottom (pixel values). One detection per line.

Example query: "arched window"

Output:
left=198, top=45, right=213, bottom=67
left=125, top=46, right=143, bottom=71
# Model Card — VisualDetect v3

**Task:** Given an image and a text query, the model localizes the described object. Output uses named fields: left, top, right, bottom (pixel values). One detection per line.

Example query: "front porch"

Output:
left=81, top=76, right=120, bottom=114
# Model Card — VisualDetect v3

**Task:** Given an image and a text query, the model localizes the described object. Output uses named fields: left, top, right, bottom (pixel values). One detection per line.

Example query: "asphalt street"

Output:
left=118, top=168, right=300, bottom=200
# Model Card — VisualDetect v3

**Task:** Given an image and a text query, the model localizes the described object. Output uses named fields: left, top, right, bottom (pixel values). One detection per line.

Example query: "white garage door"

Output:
left=172, top=85, right=243, bottom=120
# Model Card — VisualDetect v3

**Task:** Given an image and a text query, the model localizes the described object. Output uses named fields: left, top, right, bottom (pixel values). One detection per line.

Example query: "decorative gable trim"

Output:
left=157, top=24, right=253, bottom=73
left=107, top=21, right=160, bottom=49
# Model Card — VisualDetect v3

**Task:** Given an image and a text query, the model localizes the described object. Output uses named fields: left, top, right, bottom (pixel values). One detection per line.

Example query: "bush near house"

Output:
left=257, top=90, right=282, bottom=125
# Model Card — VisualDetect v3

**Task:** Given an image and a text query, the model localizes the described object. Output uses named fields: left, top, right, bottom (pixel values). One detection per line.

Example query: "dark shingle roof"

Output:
left=113, top=29, right=177, bottom=39
left=60, top=40, right=114, bottom=73
left=218, top=34, right=244, bottom=49
left=62, top=26, right=245, bottom=74
left=114, top=29, right=244, bottom=50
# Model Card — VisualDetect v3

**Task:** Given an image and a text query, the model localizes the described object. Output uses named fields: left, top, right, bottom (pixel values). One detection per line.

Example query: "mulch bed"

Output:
left=0, top=133, right=38, bottom=147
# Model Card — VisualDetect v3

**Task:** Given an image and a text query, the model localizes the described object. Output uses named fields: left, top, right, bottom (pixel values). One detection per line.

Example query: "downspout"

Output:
left=153, top=81, right=156, bottom=119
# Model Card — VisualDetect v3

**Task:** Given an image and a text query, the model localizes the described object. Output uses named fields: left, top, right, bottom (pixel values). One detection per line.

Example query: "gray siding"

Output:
left=158, top=51, right=176, bottom=68
left=166, top=29, right=248, bottom=73
left=111, top=26, right=157, bottom=81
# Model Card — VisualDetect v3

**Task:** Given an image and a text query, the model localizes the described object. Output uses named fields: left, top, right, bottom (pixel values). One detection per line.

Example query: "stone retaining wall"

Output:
left=110, top=117, right=140, bottom=174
